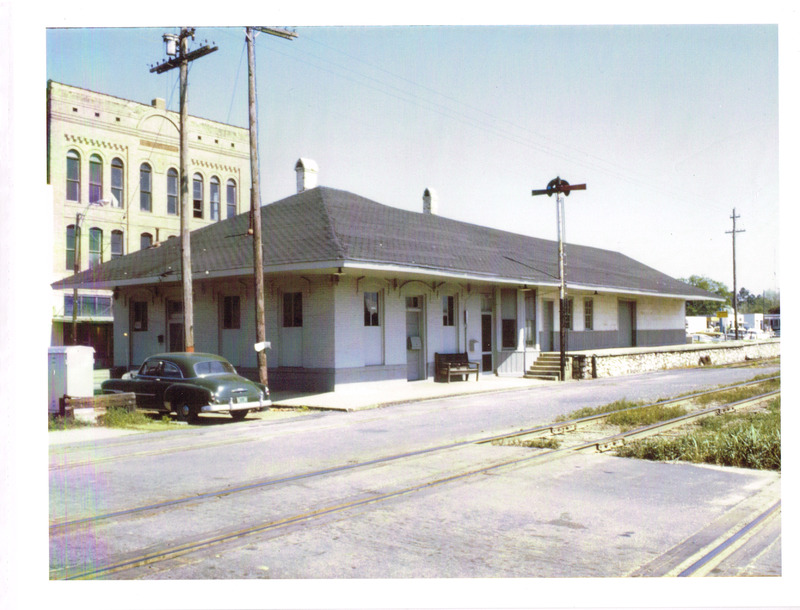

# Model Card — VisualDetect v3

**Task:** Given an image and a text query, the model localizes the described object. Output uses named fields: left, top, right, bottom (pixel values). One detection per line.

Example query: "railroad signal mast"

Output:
left=531, top=177, right=587, bottom=381
left=150, top=28, right=218, bottom=353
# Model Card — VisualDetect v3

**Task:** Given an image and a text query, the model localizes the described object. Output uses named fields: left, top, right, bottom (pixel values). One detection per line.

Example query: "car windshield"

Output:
left=194, top=360, right=237, bottom=376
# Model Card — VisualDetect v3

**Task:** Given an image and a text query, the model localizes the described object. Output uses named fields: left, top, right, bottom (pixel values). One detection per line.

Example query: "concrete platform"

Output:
left=270, top=374, right=550, bottom=411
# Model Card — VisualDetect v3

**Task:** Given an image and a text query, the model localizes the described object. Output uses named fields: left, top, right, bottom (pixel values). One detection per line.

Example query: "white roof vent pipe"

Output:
left=295, top=158, right=319, bottom=193
left=423, top=187, right=438, bottom=215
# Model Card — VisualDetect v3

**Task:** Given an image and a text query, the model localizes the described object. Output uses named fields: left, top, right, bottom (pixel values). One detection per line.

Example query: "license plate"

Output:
left=235, top=396, right=249, bottom=404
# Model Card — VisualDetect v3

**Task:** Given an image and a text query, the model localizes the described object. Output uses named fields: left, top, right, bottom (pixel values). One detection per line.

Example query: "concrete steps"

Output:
left=525, top=352, right=571, bottom=381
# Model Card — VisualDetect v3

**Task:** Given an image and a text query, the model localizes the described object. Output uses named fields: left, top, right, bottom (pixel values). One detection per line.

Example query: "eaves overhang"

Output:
left=76, top=257, right=725, bottom=303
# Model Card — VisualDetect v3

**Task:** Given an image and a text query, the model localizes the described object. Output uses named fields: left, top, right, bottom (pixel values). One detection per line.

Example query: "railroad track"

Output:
left=50, top=377, right=780, bottom=580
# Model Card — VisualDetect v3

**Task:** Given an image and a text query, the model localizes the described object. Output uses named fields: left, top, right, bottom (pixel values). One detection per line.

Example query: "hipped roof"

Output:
left=53, top=186, right=721, bottom=301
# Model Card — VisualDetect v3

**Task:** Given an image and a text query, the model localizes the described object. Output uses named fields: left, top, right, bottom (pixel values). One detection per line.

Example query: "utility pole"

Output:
left=532, top=177, right=586, bottom=381
left=246, top=26, right=297, bottom=385
left=726, top=208, right=745, bottom=340
left=151, top=28, right=217, bottom=353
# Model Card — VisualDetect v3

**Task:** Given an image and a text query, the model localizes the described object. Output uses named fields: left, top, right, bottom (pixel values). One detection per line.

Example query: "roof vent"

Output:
left=295, top=158, right=319, bottom=193
left=151, top=98, right=166, bottom=110
left=423, top=187, right=438, bottom=215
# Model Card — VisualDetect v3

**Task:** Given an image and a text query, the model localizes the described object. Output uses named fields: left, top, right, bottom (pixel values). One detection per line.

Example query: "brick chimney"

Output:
left=423, top=187, right=438, bottom=215
left=295, top=158, right=319, bottom=193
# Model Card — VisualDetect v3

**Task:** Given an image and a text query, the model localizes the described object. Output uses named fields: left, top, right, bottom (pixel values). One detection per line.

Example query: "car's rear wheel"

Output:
left=230, top=409, right=248, bottom=421
left=175, top=402, right=199, bottom=423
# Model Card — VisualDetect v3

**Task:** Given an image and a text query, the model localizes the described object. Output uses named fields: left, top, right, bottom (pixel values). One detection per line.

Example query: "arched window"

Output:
left=193, top=173, right=203, bottom=218
left=210, top=176, right=220, bottom=221
left=111, top=158, right=124, bottom=208
left=226, top=179, right=237, bottom=219
left=140, top=232, right=153, bottom=250
left=66, top=224, right=76, bottom=270
left=66, top=150, right=80, bottom=202
left=89, top=154, right=103, bottom=203
left=140, top=163, right=152, bottom=212
left=167, top=168, right=179, bottom=215
left=111, top=230, right=124, bottom=259
left=89, top=227, right=103, bottom=268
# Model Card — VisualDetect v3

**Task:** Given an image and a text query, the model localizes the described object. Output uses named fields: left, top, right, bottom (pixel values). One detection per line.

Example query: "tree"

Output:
left=680, top=275, right=731, bottom=316
left=737, top=287, right=780, bottom=314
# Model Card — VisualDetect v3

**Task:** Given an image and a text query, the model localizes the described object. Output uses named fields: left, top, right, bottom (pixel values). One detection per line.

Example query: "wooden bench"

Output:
left=60, top=392, right=137, bottom=418
left=435, top=352, right=480, bottom=383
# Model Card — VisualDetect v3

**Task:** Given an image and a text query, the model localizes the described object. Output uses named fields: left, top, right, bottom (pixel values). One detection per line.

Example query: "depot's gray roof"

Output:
left=53, top=186, right=721, bottom=301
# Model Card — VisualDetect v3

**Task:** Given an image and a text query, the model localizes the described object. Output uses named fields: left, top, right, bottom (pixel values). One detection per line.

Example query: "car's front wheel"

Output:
left=175, top=402, right=200, bottom=423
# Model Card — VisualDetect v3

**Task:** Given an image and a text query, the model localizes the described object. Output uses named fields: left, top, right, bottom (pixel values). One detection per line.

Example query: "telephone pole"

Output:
left=726, top=208, right=745, bottom=340
left=532, top=177, right=586, bottom=381
left=150, top=28, right=217, bottom=353
left=246, top=26, right=296, bottom=385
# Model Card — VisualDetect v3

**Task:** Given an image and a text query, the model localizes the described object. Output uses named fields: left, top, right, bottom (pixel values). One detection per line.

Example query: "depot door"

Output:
left=618, top=300, right=636, bottom=347
left=542, top=300, right=554, bottom=352
left=405, top=296, right=425, bottom=381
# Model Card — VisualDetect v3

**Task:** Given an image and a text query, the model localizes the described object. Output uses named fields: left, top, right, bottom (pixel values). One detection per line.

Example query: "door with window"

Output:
left=480, top=294, right=493, bottom=373
left=166, top=300, right=184, bottom=352
left=220, top=295, right=242, bottom=364
left=618, top=300, right=636, bottom=347
left=441, top=295, right=458, bottom=353
left=542, top=300, right=554, bottom=352
left=281, top=292, right=303, bottom=367
left=405, top=296, right=425, bottom=381
left=364, top=292, right=383, bottom=365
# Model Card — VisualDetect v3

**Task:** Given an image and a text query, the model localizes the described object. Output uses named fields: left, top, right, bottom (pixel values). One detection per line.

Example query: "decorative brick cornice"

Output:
left=191, top=158, right=240, bottom=174
left=64, top=134, right=127, bottom=152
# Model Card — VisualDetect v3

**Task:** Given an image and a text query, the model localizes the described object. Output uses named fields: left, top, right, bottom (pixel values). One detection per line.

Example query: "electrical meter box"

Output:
left=48, top=346, right=95, bottom=414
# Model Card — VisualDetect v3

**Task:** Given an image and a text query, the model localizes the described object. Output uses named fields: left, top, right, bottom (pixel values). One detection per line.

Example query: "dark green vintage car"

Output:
left=101, top=352, right=271, bottom=422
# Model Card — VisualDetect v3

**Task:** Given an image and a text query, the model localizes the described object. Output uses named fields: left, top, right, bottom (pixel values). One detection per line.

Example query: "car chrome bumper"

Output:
left=201, top=397, right=272, bottom=413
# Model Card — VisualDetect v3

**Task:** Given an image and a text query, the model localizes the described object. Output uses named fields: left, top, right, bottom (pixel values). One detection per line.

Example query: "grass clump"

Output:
left=606, top=404, right=688, bottom=430
left=693, top=377, right=780, bottom=407
left=48, top=414, right=93, bottom=431
left=98, top=407, right=156, bottom=429
left=556, top=399, right=644, bottom=422
left=617, top=398, right=781, bottom=470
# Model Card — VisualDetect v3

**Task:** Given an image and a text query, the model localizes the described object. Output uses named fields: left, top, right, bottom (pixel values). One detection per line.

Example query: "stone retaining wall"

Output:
left=571, top=340, right=780, bottom=379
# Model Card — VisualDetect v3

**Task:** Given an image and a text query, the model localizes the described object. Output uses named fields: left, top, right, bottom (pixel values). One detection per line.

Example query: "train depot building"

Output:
left=54, top=161, right=721, bottom=392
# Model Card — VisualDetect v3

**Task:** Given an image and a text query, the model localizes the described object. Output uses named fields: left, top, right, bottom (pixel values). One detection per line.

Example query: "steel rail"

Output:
left=50, top=376, right=779, bottom=530
left=677, top=500, right=781, bottom=577
left=57, top=388, right=780, bottom=580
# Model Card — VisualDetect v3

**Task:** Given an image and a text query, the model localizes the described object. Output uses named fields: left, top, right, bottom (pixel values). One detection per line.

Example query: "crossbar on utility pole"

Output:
left=245, top=26, right=297, bottom=386
left=150, top=29, right=217, bottom=353
left=532, top=177, right=586, bottom=381
left=726, top=208, right=745, bottom=340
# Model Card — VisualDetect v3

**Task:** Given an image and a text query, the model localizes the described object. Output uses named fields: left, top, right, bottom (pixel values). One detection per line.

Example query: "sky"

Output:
left=39, top=16, right=782, bottom=297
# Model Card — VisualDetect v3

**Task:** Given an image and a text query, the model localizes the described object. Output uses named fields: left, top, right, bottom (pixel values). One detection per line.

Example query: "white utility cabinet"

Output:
left=48, top=346, right=95, bottom=414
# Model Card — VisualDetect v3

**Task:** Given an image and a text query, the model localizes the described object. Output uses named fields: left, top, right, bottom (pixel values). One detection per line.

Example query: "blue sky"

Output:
left=42, top=17, right=779, bottom=296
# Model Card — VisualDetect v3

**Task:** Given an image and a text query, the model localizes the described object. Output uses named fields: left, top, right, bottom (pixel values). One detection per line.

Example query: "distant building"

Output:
left=55, top=160, right=723, bottom=391
left=47, top=81, right=251, bottom=366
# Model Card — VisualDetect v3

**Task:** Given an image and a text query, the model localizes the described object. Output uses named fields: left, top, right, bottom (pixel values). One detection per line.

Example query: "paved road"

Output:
left=50, top=364, right=781, bottom=586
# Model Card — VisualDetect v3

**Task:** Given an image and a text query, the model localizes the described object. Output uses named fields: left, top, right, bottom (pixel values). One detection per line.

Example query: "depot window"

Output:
left=66, top=150, right=80, bottom=202
left=132, top=301, right=148, bottom=331
left=222, top=295, right=241, bottom=329
left=283, top=292, right=303, bottom=328
left=442, top=295, right=455, bottom=326
left=364, top=292, right=380, bottom=326
left=584, top=298, right=594, bottom=331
